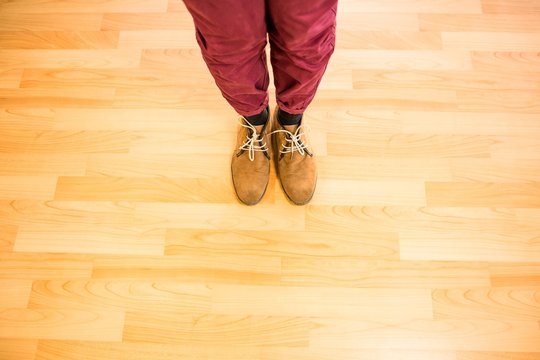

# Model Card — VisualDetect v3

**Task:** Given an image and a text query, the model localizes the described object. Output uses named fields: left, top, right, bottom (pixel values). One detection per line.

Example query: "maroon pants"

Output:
left=182, top=0, right=337, bottom=116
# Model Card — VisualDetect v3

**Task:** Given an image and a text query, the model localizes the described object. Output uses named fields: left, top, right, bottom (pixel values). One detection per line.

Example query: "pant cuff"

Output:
left=236, top=94, right=270, bottom=117
left=276, top=100, right=306, bottom=115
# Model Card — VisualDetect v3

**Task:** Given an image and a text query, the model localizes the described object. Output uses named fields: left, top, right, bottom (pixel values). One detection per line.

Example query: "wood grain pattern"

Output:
left=457, top=352, right=540, bottom=360
left=336, top=31, right=442, bottom=50
left=432, top=287, right=540, bottom=322
left=0, top=308, right=125, bottom=341
left=419, top=14, right=540, bottom=32
left=0, top=280, right=32, bottom=308
left=0, top=225, right=18, bottom=252
left=0, top=339, right=37, bottom=360
left=0, top=69, right=22, bottom=88
left=92, top=254, right=282, bottom=285
left=482, top=0, right=540, bottom=14
left=20, top=67, right=215, bottom=89
left=0, top=0, right=169, bottom=13
left=425, top=182, right=540, bottom=207
left=400, top=229, right=540, bottom=262
left=0, top=253, right=93, bottom=280
left=0, top=31, right=119, bottom=49
left=471, top=51, right=540, bottom=72
left=13, top=224, right=166, bottom=255
left=0, top=14, right=102, bottom=31
left=165, top=228, right=399, bottom=259
left=281, top=258, right=491, bottom=289
left=326, top=133, right=492, bottom=157
left=0, top=154, right=87, bottom=176
left=28, top=279, right=212, bottom=313
left=0, top=131, right=133, bottom=153
left=489, top=263, right=540, bottom=287
left=1, top=0, right=539, bottom=358
left=305, top=206, right=536, bottom=233
left=338, top=0, right=482, bottom=13
left=123, top=312, right=312, bottom=346
left=309, top=318, right=540, bottom=351
left=0, top=49, right=141, bottom=70
left=211, top=285, right=432, bottom=320
left=442, top=32, right=540, bottom=51
left=0, top=176, right=57, bottom=200
left=102, top=11, right=195, bottom=31
left=54, top=176, right=238, bottom=202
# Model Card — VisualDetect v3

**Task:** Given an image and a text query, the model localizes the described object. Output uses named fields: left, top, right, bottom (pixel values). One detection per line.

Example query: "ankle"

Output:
left=278, top=108, right=303, bottom=126
left=242, top=107, right=269, bottom=126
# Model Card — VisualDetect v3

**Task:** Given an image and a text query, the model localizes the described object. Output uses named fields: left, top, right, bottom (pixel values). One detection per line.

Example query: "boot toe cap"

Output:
left=281, top=171, right=317, bottom=205
left=231, top=162, right=270, bottom=205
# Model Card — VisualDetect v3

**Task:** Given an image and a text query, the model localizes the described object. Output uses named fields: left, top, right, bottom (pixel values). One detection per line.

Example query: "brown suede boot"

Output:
left=271, top=107, right=317, bottom=205
left=231, top=114, right=272, bottom=205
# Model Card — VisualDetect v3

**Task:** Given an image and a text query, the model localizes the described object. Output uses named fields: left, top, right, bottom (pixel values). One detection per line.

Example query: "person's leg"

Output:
left=267, top=0, right=337, bottom=205
left=267, top=0, right=337, bottom=116
left=182, top=0, right=269, bottom=117
left=182, top=0, right=273, bottom=205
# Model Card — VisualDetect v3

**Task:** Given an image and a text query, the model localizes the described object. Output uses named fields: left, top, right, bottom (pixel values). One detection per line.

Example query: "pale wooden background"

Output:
left=1, top=0, right=540, bottom=359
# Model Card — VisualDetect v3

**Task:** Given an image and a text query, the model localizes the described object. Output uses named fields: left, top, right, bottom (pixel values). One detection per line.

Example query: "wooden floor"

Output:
left=1, top=0, right=540, bottom=359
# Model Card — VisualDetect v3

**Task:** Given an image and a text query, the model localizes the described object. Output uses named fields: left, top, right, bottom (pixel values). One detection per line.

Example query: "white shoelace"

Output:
left=270, top=124, right=311, bottom=158
left=237, top=116, right=269, bottom=161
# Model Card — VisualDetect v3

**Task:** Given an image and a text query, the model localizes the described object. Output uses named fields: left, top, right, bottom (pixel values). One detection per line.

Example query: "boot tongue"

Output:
left=253, top=125, right=265, bottom=139
left=243, top=120, right=265, bottom=137
left=282, top=124, right=299, bottom=134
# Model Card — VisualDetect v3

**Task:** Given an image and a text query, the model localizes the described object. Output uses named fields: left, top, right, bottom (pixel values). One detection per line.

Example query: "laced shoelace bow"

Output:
left=237, top=116, right=269, bottom=161
left=270, top=124, right=311, bottom=159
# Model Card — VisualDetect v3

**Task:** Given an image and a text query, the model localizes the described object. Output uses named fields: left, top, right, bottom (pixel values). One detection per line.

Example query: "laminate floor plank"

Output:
left=1, top=0, right=539, bottom=357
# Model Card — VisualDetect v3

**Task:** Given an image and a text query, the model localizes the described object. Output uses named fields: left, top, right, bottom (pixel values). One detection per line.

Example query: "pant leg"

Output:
left=182, top=0, right=269, bottom=116
left=267, top=0, right=337, bottom=114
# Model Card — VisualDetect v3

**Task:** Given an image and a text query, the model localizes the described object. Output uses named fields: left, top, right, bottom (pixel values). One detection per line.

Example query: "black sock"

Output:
left=278, top=108, right=303, bottom=126
left=243, top=107, right=269, bottom=126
